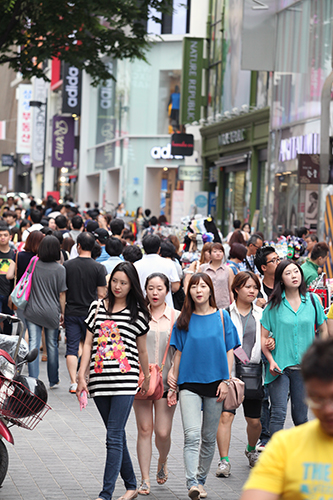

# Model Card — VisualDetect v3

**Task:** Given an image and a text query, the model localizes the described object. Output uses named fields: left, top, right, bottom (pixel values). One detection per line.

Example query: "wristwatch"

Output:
left=222, top=380, right=230, bottom=386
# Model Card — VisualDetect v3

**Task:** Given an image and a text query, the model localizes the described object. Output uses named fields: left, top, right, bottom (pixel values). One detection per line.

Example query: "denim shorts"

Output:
left=65, top=315, right=87, bottom=356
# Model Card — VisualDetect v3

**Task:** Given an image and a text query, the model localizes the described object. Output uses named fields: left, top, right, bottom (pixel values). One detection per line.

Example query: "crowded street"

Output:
left=1, top=336, right=295, bottom=500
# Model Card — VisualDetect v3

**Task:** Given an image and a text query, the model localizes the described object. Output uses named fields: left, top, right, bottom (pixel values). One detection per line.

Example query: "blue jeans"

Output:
left=94, top=395, right=136, bottom=500
left=268, top=367, right=308, bottom=436
left=26, top=321, right=59, bottom=386
left=0, top=294, right=13, bottom=335
left=179, top=390, right=223, bottom=490
left=260, top=362, right=271, bottom=445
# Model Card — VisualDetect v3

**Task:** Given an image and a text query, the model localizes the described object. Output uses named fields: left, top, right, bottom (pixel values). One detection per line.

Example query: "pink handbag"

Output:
left=10, top=256, right=39, bottom=310
left=219, top=309, right=245, bottom=411
left=135, top=310, right=175, bottom=401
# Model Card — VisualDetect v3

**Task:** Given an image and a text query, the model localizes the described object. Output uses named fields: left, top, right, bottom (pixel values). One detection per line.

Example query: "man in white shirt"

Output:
left=134, top=235, right=180, bottom=307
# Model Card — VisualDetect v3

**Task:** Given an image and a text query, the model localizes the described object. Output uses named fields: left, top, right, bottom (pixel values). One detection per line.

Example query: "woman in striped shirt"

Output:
left=77, top=262, right=150, bottom=500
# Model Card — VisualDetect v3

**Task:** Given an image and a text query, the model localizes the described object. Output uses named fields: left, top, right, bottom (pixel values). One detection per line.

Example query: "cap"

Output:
left=94, top=228, right=109, bottom=243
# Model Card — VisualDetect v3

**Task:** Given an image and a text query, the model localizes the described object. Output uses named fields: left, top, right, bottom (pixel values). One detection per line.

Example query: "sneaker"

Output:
left=198, top=484, right=207, bottom=498
left=257, top=441, right=267, bottom=452
left=216, top=459, right=231, bottom=477
left=245, top=448, right=259, bottom=468
left=69, top=383, right=78, bottom=393
left=49, top=381, right=60, bottom=390
left=188, top=486, right=200, bottom=500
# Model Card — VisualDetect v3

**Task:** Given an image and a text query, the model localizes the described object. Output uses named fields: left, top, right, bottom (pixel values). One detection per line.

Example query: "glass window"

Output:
left=272, top=0, right=333, bottom=128
left=158, top=70, right=181, bottom=134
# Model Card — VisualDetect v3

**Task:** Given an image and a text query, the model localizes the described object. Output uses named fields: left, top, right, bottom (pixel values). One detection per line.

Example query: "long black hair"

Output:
left=268, top=260, right=307, bottom=310
left=107, top=261, right=150, bottom=324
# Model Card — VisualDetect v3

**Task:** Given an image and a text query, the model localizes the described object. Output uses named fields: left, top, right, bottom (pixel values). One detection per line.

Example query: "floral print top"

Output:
left=85, top=300, right=149, bottom=397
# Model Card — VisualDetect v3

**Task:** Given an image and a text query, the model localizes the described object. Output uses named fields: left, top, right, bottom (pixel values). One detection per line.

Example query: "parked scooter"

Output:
left=0, top=313, right=51, bottom=485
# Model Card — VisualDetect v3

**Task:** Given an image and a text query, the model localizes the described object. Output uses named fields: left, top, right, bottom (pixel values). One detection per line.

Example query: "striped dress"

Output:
left=85, top=300, right=149, bottom=397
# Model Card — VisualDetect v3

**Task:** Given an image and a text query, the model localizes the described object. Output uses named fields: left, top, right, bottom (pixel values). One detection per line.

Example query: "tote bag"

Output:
left=10, top=256, right=38, bottom=310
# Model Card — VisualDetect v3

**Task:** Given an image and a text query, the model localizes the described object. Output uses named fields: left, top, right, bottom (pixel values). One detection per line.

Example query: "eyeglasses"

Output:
left=305, top=397, right=333, bottom=410
left=266, top=257, right=281, bottom=265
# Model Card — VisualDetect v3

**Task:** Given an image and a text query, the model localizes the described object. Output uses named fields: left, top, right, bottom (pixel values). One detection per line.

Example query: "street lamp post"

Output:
left=29, top=99, right=48, bottom=199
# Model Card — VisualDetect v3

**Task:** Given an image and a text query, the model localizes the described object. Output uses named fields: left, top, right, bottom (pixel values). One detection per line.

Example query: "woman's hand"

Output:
left=216, top=381, right=229, bottom=402
left=269, top=360, right=283, bottom=377
left=256, top=297, right=266, bottom=308
left=167, top=389, right=177, bottom=407
left=76, top=376, right=88, bottom=401
left=141, top=376, right=150, bottom=396
left=167, top=367, right=178, bottom=391
left=265, top=337, right=275, bottom=351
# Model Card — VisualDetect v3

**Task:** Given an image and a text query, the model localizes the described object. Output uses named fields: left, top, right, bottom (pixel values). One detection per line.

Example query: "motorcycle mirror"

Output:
left=26, top=348, right=39, bottom=363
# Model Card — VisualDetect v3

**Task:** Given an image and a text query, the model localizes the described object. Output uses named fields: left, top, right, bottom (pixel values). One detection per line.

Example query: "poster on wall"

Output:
left=304, top=188, right=318, bottom=226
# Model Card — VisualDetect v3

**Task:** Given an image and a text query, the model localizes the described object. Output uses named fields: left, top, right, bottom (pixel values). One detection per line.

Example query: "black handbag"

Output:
left=235, top=361, right=264, bottom=400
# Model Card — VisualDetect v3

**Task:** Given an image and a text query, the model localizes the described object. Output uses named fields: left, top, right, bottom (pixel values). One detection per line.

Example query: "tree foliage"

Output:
left=0, top=0, right=172, bottom=84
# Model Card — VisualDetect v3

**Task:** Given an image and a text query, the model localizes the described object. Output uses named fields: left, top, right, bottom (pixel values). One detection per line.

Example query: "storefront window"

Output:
left=272, top=0, right=332, bottom=128
left=158, top=70, right=181, bottom=134
left=223, top=169, right=246, bottom=233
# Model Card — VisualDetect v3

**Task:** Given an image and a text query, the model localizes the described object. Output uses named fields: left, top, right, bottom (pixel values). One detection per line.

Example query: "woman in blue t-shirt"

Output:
left=168, top=273, right=240, bottom=500
left=261, top=260, right=327, bottom=436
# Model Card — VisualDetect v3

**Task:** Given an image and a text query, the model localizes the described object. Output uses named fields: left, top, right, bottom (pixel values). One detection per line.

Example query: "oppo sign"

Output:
left=150, top=143, right=183, bottom=160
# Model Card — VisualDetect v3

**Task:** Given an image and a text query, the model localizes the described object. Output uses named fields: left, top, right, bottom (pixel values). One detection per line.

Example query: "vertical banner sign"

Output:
left=16, top=84, right=32, bottom=153
left=31, top=78, right=48, bottom=162
left=180, top=37, right=204, bottom=124
left=51, top=116, right=75, bottom=168
left=95, top=59, right=117, bottom=169
left=62, top=63, right=82, bottom=115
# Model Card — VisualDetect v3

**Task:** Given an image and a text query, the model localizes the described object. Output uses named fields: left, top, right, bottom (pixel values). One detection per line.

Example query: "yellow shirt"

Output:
left=327, top=304, right=333, bottom=319
left=243, top=419, right=333, bottom=499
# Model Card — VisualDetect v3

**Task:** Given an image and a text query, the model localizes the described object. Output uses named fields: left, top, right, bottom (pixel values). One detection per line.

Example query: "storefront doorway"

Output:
left=144, top=166, right=177, bottom=221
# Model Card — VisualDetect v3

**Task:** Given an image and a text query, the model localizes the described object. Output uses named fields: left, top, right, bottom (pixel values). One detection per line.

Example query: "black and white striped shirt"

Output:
left=85, top=300, right=149, bottom=397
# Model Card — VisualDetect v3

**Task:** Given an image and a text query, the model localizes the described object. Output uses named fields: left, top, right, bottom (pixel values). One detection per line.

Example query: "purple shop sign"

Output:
left=51, top=115, right=75, bottom=168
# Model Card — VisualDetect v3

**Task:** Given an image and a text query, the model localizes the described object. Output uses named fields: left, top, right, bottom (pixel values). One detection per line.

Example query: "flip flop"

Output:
left=156, top=459, right=168, bottom=484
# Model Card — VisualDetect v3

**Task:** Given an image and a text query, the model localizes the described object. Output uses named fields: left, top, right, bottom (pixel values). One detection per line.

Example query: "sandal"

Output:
left=156, top=459, right=168, bottom=485
left=138, top=480, right=150, bottom=495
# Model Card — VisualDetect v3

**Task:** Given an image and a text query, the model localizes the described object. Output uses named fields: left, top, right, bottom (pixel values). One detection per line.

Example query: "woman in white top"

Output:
left=133, top=273, right=180, bottom=495
left=216, top=271, right=274, bottom=478
left=183, top=242, right=212, bottom=293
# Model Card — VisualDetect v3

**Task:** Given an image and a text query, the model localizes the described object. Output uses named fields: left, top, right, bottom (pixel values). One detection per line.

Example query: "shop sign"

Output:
left=62, top=63, right=82, bottom=115
left=209, top=166, right=218, bottom=183
left=51, top=116, right=75, bottom=168
left=96, top=60, right=116, bottom=169
left=150, top=143, right=183, bottom=160
left=1, top=155, right=14, bottom=167
left=298, top=154, right=320, bottom=184
left=31, top=78, right=47, bottom=162
left=218, top=129, right=246, bottom=147
left=16, top=84, right=32, bottom=154
left=279, top=133, right=319, bottom=162
left=180, top=37, right=204, bottom=124
left=178, top=165, right=203, bottom=181
left=171, top=133, right=194, bottom=156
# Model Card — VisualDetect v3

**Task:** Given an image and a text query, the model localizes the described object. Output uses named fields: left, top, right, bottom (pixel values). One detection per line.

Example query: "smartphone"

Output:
left=274, top=368, right=283, bottom=375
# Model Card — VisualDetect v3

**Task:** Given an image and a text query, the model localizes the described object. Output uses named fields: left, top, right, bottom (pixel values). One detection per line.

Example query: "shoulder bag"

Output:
left=10, top=256, right=39, bottom=310
left=224, top=306, right=264, bottom=399
left=219, top=309, right=245, bottom=410
left=135, top=309, right=175, bottom=401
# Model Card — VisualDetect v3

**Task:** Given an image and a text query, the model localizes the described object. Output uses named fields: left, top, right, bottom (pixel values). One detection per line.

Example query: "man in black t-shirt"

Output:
left=64, top=232, right=107, bottom=393
left=0, top=225, right=15, bottom=334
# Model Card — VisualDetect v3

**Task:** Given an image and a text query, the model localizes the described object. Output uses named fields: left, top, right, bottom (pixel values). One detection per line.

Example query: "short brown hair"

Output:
left=209, top=242, right=224, bottom=254
left=24, top=231, right=44, bottom=254
left=311, top=242, right=329, bottom=261
left=231, top=271, right=260, bottom=300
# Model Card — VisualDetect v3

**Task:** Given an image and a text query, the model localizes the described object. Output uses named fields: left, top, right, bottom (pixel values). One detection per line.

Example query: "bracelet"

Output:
left=168, top=388, right=176, bottom=393
left=144, top=374, right=151, bottom=380
left=222, top=380, right=230, bottom=386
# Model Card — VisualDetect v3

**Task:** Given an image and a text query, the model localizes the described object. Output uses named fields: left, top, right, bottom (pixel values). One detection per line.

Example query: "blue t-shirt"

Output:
left=170, top=310, right=240, bottom=385
left=96, top=246, right=109, bottom=263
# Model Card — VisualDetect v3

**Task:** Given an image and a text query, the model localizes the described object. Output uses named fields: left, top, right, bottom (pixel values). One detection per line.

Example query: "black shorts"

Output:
left=223, top=397, right=262, bottom=419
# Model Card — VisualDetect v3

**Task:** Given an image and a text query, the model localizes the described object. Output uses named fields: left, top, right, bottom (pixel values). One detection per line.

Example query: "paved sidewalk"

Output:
left=0, top=338, right=293, bottom=500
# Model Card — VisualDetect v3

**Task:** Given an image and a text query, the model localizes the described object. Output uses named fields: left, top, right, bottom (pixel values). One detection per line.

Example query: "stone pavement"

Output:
left=0, top=338, right=294, bottom=500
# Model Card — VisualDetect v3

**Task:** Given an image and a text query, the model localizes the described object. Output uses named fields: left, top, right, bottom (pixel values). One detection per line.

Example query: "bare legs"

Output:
left=133, top=398, right=176, bottom=485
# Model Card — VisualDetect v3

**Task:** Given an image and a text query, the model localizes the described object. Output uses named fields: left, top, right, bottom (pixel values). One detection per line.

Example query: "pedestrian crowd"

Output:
left=0, top=194, right=332, bottom=500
